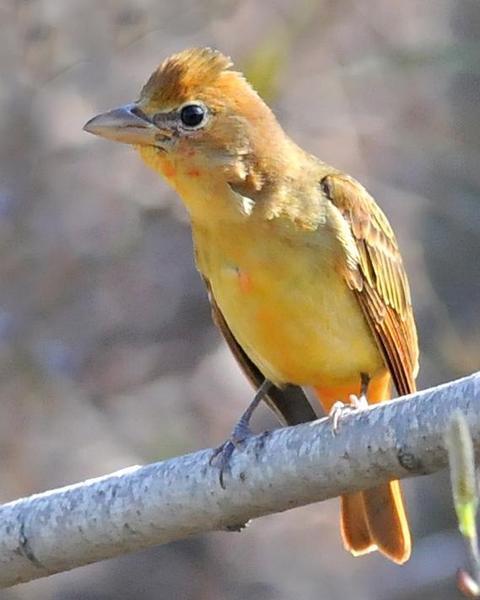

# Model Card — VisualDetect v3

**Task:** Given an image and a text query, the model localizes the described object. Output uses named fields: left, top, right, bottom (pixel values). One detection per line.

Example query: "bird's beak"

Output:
left=83, top=103, right=164, bottom=146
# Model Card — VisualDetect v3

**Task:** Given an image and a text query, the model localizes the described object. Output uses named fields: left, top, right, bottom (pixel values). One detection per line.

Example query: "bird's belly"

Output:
left=200, top=227, right=384, bottom=387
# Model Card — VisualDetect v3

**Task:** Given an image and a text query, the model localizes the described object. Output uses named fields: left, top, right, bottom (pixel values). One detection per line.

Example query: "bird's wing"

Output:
left=204, top=278, right=318, bottom=426
left=321, top=174, right=419, bottom=396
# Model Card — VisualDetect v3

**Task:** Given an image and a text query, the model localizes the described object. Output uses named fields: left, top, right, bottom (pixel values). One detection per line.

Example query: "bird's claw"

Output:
left=209, top=378, right=273, bottom=488
left=329, top=393, right=369, bottom=435
left=210, top=424, right=254, bottom=489
left=209, top=440, right=235, bottom=489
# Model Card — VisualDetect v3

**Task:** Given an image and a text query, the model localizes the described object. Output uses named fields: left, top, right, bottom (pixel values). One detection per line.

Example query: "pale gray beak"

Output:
left=83, top=104, right=164, bottom=146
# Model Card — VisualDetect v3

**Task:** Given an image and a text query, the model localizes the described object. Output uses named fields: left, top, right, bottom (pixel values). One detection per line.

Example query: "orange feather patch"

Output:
left=140, top=48, right=233, bottom=106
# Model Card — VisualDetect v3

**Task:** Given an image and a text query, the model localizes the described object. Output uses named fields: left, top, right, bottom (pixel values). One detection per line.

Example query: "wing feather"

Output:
left=321, top=174, right=419, bottom=396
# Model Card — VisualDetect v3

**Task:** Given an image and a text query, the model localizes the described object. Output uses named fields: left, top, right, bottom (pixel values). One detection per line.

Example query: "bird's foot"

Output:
left=209, top=379, right=272, bottom=489
left=329, top=394, right=369, bottom=434
left=210, top=419, right=255, bottom=489
left=329, top=373, right=370, bottom=435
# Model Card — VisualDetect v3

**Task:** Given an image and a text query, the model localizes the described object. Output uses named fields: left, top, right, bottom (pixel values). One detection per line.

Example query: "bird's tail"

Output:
left=340, top=480, right=410, bottom=563
left=314, top=372, right=411, bottom=564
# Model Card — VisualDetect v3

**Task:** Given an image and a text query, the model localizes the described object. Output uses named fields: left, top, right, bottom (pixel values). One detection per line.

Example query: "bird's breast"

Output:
left=193, top=217, right=383, bottom=387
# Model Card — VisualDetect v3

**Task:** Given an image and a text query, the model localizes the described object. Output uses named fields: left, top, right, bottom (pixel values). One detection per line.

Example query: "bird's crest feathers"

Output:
left=140, top=47, right=234, bottom=107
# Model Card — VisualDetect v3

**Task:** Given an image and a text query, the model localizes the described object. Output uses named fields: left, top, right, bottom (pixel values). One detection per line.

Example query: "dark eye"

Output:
left=180, top=104, right=205, bottom=128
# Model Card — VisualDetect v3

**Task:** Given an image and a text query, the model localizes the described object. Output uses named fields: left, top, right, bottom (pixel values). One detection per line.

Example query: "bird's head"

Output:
left=84, top=48, right=289, bottom=197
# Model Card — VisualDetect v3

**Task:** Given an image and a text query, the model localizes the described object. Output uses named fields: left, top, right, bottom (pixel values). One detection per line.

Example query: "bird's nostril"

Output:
left=130, top=105, right=152, bottom=123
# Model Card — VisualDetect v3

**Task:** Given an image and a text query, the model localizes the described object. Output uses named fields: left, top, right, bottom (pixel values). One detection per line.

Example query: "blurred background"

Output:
left=0, top=0, right=479, bottom=598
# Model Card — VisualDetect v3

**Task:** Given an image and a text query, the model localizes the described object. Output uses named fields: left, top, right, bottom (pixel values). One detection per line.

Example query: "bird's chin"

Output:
left=152, top=136, right=173, bottom=153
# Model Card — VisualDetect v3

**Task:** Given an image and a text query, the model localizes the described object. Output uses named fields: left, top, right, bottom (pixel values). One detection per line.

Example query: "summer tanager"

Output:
left=84, top=47, right=419, bottom=564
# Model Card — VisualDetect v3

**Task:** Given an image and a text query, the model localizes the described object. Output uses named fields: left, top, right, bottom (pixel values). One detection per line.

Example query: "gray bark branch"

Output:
left=0, top=372, right=479, bottom=588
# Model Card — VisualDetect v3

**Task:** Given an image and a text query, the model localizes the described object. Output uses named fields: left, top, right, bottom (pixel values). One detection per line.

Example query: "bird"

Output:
left=84, top=47, right=419, bottom=564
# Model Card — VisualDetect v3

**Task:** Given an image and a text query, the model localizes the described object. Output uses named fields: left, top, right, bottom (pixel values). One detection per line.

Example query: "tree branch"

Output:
left=0, top=372, right=479, bottom=588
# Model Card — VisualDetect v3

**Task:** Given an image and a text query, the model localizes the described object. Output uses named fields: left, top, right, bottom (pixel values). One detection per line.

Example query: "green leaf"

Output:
left=446, top=411, right=479, bottom=541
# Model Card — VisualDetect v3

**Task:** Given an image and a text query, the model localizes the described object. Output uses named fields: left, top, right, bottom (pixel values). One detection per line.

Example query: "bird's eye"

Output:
left=180, top=104, right=206, bottom=128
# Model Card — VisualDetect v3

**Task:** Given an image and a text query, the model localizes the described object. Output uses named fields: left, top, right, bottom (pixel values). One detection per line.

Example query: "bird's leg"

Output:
left=350, top=371, right=370, bottom=407
left=330, top=372, right=370, bottom=434
left=210, top=379, right=273, bottom=488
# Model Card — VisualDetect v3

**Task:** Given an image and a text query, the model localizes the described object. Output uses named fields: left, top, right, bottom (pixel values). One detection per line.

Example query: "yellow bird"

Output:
left=84, top=47, right=419, bottom=564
